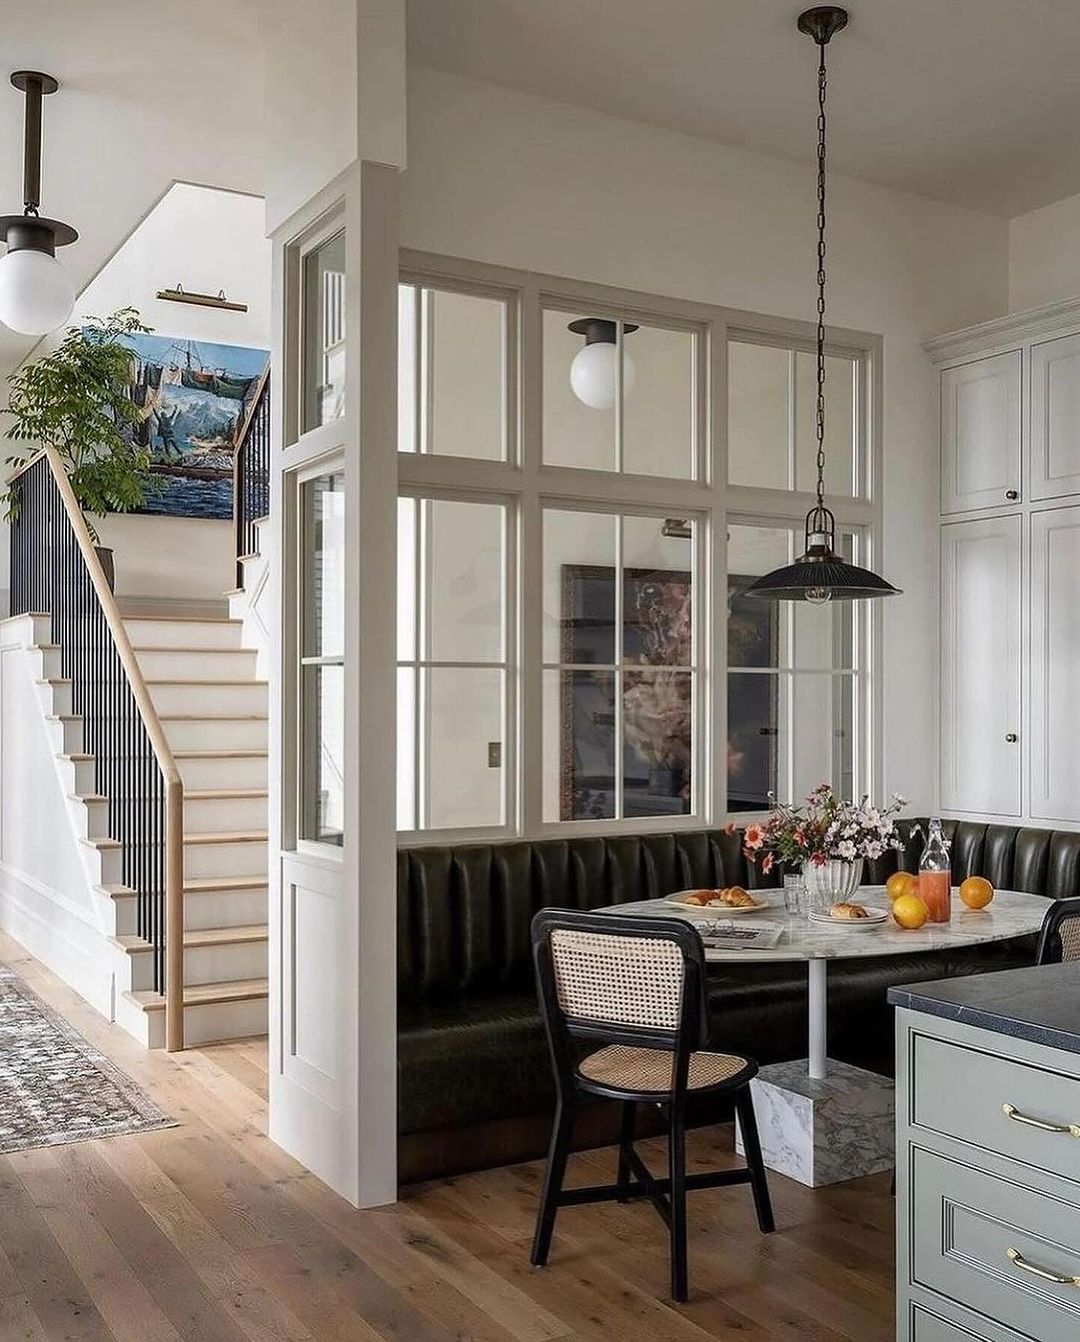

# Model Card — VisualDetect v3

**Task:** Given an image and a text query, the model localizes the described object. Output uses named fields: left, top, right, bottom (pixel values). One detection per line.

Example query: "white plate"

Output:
left=664, top=890, right=775, bottom=915
left=808, top=906, right=890, bottom=928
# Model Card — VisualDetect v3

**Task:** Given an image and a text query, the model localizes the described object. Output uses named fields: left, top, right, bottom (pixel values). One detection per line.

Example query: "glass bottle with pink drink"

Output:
left=918, top=818, right=952, bottom=923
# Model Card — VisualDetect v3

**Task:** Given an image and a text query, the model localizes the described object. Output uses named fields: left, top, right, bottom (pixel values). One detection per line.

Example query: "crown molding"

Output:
left=924, top=294, right=1080, bottom=364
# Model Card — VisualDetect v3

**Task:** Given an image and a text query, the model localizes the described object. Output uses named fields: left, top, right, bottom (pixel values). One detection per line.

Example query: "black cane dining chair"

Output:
left=1036, top=897, right=1080, bottom=965
left=530, top=908, right=774, bottom=1303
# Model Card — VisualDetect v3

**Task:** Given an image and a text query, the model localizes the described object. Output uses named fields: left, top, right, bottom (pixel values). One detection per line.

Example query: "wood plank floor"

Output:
left=0, top=929, right=896, bottom=1341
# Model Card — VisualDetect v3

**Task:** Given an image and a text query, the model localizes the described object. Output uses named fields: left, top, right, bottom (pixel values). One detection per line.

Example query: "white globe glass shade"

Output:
left=569, top=341, right=636, bottom=410
left=0, top=247, right=76, bottom=336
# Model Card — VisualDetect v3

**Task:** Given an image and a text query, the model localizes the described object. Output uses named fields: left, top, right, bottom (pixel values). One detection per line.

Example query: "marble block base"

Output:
left=734, top=1058, right=895, bottom=1187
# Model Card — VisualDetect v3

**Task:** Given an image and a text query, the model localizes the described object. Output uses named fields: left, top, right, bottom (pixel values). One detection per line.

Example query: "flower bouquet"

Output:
left=743, top=783, right=906, bottom=908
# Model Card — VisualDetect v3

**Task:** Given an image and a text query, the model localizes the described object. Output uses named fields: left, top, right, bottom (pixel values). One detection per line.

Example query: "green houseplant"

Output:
left=4, top=307, right=157, bottom=587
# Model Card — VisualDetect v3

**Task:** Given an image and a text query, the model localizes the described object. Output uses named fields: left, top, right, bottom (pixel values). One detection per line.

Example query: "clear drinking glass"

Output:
left=783, top=873, right=804, bottom=914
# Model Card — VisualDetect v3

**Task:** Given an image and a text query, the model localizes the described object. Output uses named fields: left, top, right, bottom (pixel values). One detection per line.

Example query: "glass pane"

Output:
left=544, top=668, right=615, bottom=821
left=543, top=509, right=617, bottom=664
left=397, top=497, right=416, bottom=661
left=728, top=341, right=791, bottom=489
left=727, top=672, right=784, bottom=811
left=728, top=525, right=789, bottom=670
left=397, top=666, right=416, bottom=831
left=791, top=674, right=850, bottom=801
left=427, top=289, right=506, bottom=461
left=398, top=285, right=417, bottom=454
left=796, top=352, right=856, bottom=497
left=792, top=527, right=855, bottom=670
left=300, top=664, right=344, bottom=845
left=302, top=230, right=346, bottom=432
left=424, top=667, right=505, bottom=829
left=622, top=324, right=695, bottom=479
left=302, top=472, right=345, bottom=660
left=543, top=310, right=616, bottom=471
left=624, top=670, right=693, bottom=818
left=426, top=498, right=505, bottom=664
left=622, top=515, right=692, bottom=667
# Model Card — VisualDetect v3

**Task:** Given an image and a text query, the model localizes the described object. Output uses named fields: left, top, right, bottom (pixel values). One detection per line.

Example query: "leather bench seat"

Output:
left=397, top=819, right=1071, bottom=1182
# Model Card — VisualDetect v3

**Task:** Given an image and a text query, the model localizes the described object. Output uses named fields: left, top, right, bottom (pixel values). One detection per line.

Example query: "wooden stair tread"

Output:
left=124, top=978, right=269, bottom=1011
left=145, top=678, right=268, bottom=687
left=158, top=713, right=268, bottom=722
left=183, top=874, right=268, bottom=893
left=172, top=749, right=268, bottom=759
left=184, top=788, right=268, bottom=800
left=123, top=614, right=235, bottom=624
left=113, top=925, right=268, bottom=953
left=131, top=645, right=252, bottom=654
left=184, top=830, right=267, bottom=845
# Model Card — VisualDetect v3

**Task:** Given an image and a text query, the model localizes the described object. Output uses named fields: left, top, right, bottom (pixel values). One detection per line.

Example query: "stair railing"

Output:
left=8, top=448, right=185, bottom=1050
left=232, top=367, right=270, bottom=589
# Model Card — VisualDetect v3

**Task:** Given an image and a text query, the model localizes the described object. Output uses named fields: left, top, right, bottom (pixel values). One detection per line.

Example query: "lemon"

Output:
left=892, top=893, right=929, bottom=930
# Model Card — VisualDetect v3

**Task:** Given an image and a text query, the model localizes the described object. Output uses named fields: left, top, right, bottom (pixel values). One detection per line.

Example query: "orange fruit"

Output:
left=959, top=876, right=994, bottom=909
left=892, top=893, right=929, bottom=930
left=886, top=870, right=918, bottom=902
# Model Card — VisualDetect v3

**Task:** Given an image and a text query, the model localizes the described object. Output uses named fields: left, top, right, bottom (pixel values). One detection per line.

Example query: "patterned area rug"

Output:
left=0, top=965, right=175, bottom=1153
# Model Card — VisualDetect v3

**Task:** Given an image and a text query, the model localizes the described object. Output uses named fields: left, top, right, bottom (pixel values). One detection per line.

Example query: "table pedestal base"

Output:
left=734, top=1058, right=895, bottom=1188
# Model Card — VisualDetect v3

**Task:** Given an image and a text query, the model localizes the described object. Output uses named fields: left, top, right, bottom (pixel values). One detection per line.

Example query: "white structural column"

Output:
left=262, top=0, right=406, bottom=1208
left=808, top=958, right=828, bottom=1080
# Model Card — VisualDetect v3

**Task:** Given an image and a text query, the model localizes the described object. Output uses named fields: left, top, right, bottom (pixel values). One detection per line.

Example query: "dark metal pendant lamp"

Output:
left=0, top=71, right=78, bottom=336
left=742, top=7, right=899, bottom=604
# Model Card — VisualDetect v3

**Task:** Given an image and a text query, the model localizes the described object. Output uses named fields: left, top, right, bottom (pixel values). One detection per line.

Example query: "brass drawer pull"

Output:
left=1002, top=1103, right=1080, bottom=1138
left=1007, top=1247, right=1080, bottom=1287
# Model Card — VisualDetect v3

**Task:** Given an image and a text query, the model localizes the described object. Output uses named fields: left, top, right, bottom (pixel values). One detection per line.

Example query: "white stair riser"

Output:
left=39, top=680, right=71, bottom=715
left=176, top=755, right=268, bottom=790
left=149, top=682, right=266, bottom=716
left=74, top=797, right=111, bottom=839
left=184, top=839, right=268, bottom=879
left=184, top=794, right=268, bottom=833
left=126, top=994, right=268, bottom=1049
left=123, top=618, right=243, bottom=650
left=110, top=885, right=268, bottom=934
left=161, top=718, right=268, bottom=751
left=82, top=843, right=122, bottom=887
left=124, top=938, right=267, bottom=991
left=134, top=648, right=258, bottom=682
left=48, top=717, right=84, bottom=754
left=56, top=755, right=96, bottom=795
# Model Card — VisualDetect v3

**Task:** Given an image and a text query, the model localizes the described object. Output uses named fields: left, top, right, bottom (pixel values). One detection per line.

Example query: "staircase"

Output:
left=112, top=613, right=269, bottom=1046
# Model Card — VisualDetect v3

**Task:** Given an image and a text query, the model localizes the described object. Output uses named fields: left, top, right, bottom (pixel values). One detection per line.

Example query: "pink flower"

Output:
left=722, top=821, right=737, bottom=836
left=762, top=853, right=774, bottom=875
left=811, top=851, right=827, bottom=867
left=744, top=823, right=765, bottom=850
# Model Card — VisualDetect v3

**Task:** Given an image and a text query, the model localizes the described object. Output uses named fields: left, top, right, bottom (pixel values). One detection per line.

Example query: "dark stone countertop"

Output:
left=888, top=962, right=1080, bottom=1056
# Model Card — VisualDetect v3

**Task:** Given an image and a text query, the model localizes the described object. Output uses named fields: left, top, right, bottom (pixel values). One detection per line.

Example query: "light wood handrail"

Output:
left=36, top=448, right=186, bottom=1050
left=233, top=364, right=270, bottom=458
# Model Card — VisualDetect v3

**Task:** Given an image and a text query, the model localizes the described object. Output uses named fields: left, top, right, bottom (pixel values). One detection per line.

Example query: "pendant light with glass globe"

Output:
left=742, top=7, right=899, bottom=604
left=0, top=72, right=78, bottom=337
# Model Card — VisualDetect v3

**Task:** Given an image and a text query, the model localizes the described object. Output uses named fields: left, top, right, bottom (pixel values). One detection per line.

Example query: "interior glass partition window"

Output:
left=299, top=470, right=345, bottom=845
left=727, top=521, right=859, bottom=811
left=302, top=231, right=347, bottom=433
left=542, top=309, right=699, bottom=478
left=541, top=508, right=698, bottom=822
left=397, top=495, right=510, bottom=832
left=397, top=282, right=509, bottom=460
left=728, top=337, right=859, bottom=496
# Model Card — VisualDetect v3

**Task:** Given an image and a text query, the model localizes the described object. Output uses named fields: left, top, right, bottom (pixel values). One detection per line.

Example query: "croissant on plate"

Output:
left=829, top=902, right=869, bottom=920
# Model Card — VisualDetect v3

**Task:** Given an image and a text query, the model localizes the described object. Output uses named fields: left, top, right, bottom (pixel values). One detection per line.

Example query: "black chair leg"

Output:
left=616, top=1101, right=635, bottom=1203
left=668, top=1103, right=689, bottom=1302
left=735, top=1087, right=775, bottom=1234
left=531, top=1097, right=575, bottom=1266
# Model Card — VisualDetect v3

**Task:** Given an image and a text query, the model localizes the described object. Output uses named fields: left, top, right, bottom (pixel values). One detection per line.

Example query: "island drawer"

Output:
left=911, top=1031, right=1080, bottom=1189
left=911, top=1305, right=997, bottom=1341
left=912, top=1146, right=1080, bottom=1342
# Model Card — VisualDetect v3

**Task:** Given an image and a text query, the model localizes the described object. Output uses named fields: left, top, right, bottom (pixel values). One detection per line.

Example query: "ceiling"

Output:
left=0, top=0, right=264, bottom=370
left=406, top=0, right=1080, bottom=218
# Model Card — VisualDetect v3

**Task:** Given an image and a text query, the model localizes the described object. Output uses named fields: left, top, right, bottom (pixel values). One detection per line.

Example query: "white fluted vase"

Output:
left=801, top=858, right=864, bottom=912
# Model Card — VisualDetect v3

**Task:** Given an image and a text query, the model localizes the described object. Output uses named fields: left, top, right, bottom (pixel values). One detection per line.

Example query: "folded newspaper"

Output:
left=696, top=920, right=783, bottom=951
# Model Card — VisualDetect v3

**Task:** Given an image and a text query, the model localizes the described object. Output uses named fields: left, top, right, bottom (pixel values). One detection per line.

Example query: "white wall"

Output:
left=399, top=67, right=1010, bottom=813
left=65, top=183, right=271, bottom=607
left=1009, top=191, right=1080, bottom=313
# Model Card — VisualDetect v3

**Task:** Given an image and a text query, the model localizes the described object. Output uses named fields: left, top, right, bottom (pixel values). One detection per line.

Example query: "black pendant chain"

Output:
left=814, top=37, right=828, bottom=515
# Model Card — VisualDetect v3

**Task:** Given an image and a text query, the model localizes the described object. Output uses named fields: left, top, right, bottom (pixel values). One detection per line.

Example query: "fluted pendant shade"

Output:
left=744, top=7, right=899, bottom=604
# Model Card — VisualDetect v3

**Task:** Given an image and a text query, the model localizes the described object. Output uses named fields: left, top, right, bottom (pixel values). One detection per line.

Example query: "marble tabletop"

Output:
left=602, top=886, right=1049, bottom=963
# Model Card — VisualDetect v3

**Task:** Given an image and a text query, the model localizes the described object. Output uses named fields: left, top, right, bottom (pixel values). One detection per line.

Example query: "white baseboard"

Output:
left=0, top=861, right=115, bottom=1021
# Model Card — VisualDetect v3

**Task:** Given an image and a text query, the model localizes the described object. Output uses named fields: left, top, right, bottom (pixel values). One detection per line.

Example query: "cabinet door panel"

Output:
left=940, top=516, right=1021, bottom=816
left=1031, top=506, right=1080, bottom=820
left=1032, top=333, right=1080, bottom=500
left=941, top=352, right=1021, bottom=514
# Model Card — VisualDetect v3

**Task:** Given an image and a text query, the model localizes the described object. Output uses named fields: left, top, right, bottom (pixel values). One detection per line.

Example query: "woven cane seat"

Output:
left=1059, top=915, right=1080, bottom=961
left=577, top=1044, right=750, bottom=1094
